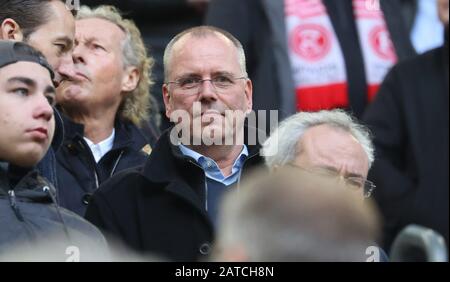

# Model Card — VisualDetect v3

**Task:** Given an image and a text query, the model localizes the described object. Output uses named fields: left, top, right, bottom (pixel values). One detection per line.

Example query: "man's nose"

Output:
left=55, top=54, right=76, bottom=84
left=34, top=95, right=54, bottom=121
left=198, top=79, right=218, bottom=100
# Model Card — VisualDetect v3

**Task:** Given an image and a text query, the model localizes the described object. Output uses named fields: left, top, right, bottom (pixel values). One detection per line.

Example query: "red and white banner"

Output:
left=285, top=0, right=348, bottom=111
left=285, top=0, right=397, bottom=111
left=353, top=0, right=397, bottom=101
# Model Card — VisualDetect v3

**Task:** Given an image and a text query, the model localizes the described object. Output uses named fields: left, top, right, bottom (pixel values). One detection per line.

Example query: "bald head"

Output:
left=295, top=124, right=370, bottom=179
left=163, top=26, right=247, bottom=82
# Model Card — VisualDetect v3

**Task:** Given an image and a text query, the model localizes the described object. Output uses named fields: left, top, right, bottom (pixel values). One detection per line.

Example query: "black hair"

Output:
left=0, top=0, right=75, bottom=39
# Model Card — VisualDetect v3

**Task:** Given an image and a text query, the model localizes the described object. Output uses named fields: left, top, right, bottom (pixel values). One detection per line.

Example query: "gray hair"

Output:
left=213, top=169, right=380, bottom=261
left=262, top=110, right=375, bottom=170
left=76, top=5, right=154, bottom=126
left=163, top=26, right=247, bottom=82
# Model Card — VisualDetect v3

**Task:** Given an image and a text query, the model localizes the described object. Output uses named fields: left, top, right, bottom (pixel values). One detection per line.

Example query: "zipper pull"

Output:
left=8, top=190, right=24, bottom=222
left=43, top=186, right=73, bottom=242
left=8, top=190, right=16, bottom=207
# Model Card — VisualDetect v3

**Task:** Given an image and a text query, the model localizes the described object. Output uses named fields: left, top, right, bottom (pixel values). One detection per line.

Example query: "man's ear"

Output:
left=121, top=66, right=140, bottom=93
left=0, top=19, right=24, bottom=41
left=162, top=83, right=173, bottom=119
left=244, top=78, right=253, bottom=115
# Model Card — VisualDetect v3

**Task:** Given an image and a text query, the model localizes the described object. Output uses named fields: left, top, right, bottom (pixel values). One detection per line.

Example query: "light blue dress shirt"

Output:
left=411, top=0, right=445, bottom=54
left=179, top=144, right=249, bottom=186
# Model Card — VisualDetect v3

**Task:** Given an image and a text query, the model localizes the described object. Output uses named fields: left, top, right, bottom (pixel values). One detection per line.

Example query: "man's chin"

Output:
left=12, top=150, right=45, bottom=168
left=202, top=121, right=226, bottom=132
left=58, top=85, right=86, bottom=103
left=199, top=123, right=236, bottom=145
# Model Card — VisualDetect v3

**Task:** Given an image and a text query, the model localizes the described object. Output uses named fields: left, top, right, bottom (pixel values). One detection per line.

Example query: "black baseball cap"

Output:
left=0, top=40, right=54, bottom=79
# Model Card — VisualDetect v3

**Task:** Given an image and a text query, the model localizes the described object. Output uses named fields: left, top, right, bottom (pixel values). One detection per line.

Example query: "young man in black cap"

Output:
left=0, top=0, right=77, bottom=188
left=0, top=40, right=107, bottom=261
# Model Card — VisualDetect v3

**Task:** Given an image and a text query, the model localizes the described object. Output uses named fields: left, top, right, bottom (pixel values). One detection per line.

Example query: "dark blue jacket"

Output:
left=85, top=128, right=264, bottom=261
left=56, top=115, right=155, bottom=216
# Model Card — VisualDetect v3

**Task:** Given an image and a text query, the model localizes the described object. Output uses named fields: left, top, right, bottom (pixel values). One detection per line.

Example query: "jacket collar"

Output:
left=0, top=163, right=52, bottom=202
left=142, top=125, right=263, bottom=184
left=141, top=126, right=264, bottom=229
left=62, top=114, right=148, bottom=152
left=140, top=128, right=209, bottom=224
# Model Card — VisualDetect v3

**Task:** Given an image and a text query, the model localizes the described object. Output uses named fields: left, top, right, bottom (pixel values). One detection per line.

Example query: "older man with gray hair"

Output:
left=262, top=109, right=375, bottom=199
left=259, top=110, right=389, bottom=261
left=55, top=5, right=158, bottom=216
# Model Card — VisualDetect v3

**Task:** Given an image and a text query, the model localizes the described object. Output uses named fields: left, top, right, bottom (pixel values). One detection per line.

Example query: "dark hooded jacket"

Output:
left=0, top=162, right=109, bottom=261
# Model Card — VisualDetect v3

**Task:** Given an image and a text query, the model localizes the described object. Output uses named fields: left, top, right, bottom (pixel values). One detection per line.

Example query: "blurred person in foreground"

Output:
left=212, top=168, right=381, bottom=262
left=260, top=109, right=388, bottom=260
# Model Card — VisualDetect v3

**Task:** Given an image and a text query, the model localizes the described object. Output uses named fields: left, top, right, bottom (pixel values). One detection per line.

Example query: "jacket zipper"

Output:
left=92, top=150, right=124, bottom=188
left=93, top=169, right=100, bottom=189
left=43, top=185, right=72, bottom=242
left=78, top=140, right=101, bottom=189
left=8, top=190, right=36, bottom=241
left=110, top=150, right=125, bottom=177
left=8, top=190, right=24, bottom=221
left=78, top=137, right=126, bottom=189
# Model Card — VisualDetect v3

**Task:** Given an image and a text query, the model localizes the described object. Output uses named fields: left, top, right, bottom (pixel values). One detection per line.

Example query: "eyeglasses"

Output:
left=166, top=74, right=247, bottom=95
left=286, top=164, right=376, bottom=198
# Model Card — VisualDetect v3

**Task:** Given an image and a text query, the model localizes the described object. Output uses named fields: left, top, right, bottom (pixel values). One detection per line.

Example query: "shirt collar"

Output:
left=84, top=128, right=115, bottom=163
left=179, top=145, right=249, bottom=185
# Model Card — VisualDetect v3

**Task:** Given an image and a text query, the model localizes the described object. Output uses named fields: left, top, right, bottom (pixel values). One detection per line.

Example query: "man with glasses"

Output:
left=262, top=109, right=388, bottom=260
left=85, top=26, right=264, bottom=261
left=263, top=110, right=376, bottom=200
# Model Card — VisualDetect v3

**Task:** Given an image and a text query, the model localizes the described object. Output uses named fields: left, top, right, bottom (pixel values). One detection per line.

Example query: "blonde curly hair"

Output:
left=77, top=5, right=154, bottom=126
